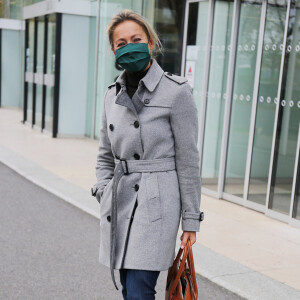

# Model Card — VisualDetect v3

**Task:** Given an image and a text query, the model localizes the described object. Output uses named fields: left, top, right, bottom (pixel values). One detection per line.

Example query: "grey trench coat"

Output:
left=91, top=58, right=202, bottom=284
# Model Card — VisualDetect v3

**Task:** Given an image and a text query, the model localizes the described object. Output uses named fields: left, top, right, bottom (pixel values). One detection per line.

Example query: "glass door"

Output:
left=224, top=0, right=262, bottom=198
left=268, top=0, right=300, bottom=216
left=94, top=0, right=145, bottom=139
left=34, top=16, right=45, bottom=128
left=247, top=0, right=288, bottom=205
left=44, top=14, right=56, bottom=133
left=24, top=14, right=58, bottom=134
left=182, top=0, right=210, bottom=121
left=201, top=0, right=234, bottom=192
left=25, top=18, right=35, bottom=125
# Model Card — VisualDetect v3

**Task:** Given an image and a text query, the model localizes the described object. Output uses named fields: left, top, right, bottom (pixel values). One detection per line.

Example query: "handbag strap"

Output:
left=186, top=239, right=198, bottom=299
left=168, top=239, right=198, bottom=300
left=166, top=246, right=184, bottom=288
left=168, top=243, right=189, bottom=299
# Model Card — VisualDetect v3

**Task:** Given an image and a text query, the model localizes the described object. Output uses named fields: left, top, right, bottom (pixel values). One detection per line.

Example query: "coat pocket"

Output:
left=145, top=173, right=162, bottom=222
left=99, top=178, right=113, bottom=219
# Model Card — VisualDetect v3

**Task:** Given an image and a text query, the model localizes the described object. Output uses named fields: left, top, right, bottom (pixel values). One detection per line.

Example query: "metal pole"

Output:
left=53, top=13, right=62, bottom=138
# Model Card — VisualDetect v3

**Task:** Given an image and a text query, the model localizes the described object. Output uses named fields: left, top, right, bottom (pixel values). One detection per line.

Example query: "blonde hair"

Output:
left=106, top=9, right=163, bottom=57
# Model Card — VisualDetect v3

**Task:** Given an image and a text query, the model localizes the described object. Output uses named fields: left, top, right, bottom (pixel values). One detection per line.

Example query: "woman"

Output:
left=91, top=9, right=204, bottom=300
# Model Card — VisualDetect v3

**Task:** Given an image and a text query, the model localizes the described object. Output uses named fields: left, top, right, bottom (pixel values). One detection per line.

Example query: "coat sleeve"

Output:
left=170, top=83, right=202, bottom=232
left=91, top=89, right=115, bottom=203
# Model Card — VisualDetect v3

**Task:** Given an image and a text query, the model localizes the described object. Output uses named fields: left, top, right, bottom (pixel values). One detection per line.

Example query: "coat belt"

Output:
left=110, top=157, right=176, bottom=290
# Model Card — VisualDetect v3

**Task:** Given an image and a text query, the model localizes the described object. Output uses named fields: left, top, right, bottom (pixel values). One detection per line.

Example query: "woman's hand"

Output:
left=180, top=231, right=196, bottom=249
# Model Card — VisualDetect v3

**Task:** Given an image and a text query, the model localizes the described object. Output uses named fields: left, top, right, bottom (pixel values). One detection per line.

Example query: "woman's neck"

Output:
left=125, top=59, right=152, bottom=98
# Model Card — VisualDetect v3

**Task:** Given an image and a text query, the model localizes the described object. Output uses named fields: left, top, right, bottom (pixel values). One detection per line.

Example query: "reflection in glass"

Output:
left=292, top=129, right=300, bottom=219
left=202, top=0, right=234, bottom=191
left=269, top=0, right=300, bottom=214
left=9, top=0, right=22, bottom=19
left=184, top=1, right=209, bottom=121
left=152, top=0, right=185, bottom=75
left=0, top=0, right=22, bottom=19
left=248, top=0, right=288, bottom=205
left=224, top=0, right=262, bottom=197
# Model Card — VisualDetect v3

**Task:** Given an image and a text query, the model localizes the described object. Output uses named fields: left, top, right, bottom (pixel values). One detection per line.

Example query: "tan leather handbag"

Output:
left=165, top=239, right=198, bottom=300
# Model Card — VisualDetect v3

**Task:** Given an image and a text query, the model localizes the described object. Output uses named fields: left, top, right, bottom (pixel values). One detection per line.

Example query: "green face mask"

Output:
left=115, top=42, right=151, bottom=72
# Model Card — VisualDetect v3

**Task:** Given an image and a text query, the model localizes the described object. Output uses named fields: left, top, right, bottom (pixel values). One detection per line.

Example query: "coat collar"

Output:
left=115, top=58, right=164, bottom=96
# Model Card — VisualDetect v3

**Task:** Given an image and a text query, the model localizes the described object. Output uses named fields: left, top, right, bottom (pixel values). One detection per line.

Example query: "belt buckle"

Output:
left=120, top=158, right=129, bottom=175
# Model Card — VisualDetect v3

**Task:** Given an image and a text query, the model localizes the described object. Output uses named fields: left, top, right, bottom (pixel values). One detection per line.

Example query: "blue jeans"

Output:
left=119, top=269, right=160, bottom=300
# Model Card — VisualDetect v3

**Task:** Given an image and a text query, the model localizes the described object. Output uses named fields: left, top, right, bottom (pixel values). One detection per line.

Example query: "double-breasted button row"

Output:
left=110, top=120, right=142, bottom=131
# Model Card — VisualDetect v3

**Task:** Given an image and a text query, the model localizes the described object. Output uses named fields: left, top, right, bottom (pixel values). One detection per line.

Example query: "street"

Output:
left=0, top=162, right=244, bottom=300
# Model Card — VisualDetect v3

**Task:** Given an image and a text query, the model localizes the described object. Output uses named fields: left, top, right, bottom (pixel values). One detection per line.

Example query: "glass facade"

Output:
left=181, top=0, right=299, bottom=226
left=18, top=0, right=300, bottom=226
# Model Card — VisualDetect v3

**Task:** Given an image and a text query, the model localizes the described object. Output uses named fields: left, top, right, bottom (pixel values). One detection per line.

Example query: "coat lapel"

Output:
left=114, top=71, right=138, bottom=115
left=136, top=59, right=164, bottom=107
left=115, top=90, right=138, bottom=115
left=114, top=58, right=164, bottom=114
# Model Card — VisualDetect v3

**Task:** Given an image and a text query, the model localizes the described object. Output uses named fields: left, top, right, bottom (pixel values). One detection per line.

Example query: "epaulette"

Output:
left=164, top=72, right=188, bottom=85
left=108, top=82, right=116, bottom=89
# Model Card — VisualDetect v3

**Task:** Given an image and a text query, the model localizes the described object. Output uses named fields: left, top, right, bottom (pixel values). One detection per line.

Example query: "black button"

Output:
left=144, top=99, right=150, bottom=104
left=134, top=184, right=139, bottom=192
left=134, top=153, right=140, bottom=160
left=115, top=154, right=120, bottom=159
left=134, top=121, right=140, bottom=128
left=107, top=215, right=111, bottom=222
left=166, top=72, right=172, bottom=76
left=109, top=124, right=114, bottom=131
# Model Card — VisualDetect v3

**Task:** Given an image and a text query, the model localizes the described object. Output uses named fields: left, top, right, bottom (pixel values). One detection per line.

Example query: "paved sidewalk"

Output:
left=1, top=107, right=300, bottom=300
